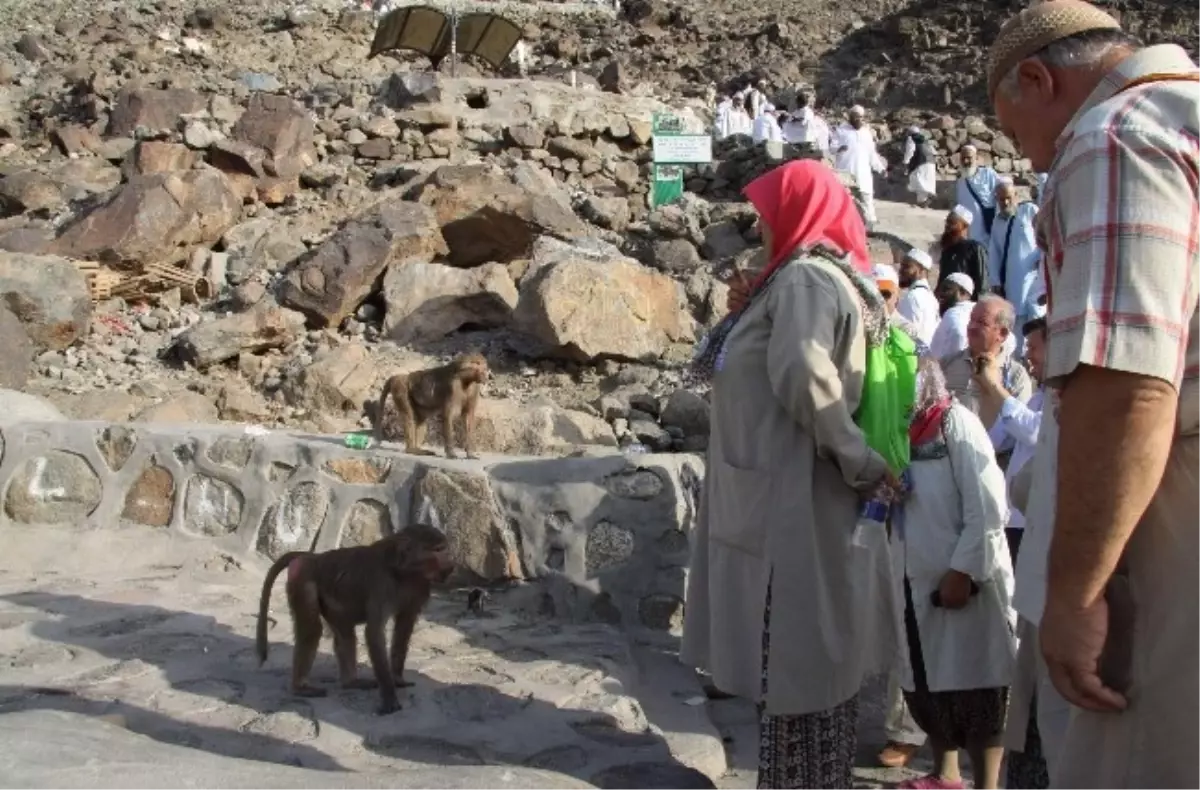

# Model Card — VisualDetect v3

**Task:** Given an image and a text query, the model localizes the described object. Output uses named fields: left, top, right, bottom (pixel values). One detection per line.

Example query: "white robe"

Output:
left=954, top=166, right=1000, bottom=245
left=987, top=387, right=1044, bottom=532
left=929, top=301, right=973, bottom=360
left=834, top=123, right=885, bottom=196
left=752, top=113, right=783, bottom=143
left=897, top=280, right=940, bottom=346
left=713, top=100, right=733, bottom=140
left=988, top=202, right=1040, bottom=303
left=892, top=403, right=1017, bottom=693
left=1011, top=390, right=1059, bottom=625
left=727, top=109, right=753, bottom=138
left=903, top=136, right=937, bottom=198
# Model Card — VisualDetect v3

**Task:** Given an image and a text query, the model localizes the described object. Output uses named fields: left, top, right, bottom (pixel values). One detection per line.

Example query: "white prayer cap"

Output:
left=1029, top=301, right=1048, bottom=321
left=849, top=105, right=865, bottom=117
left=997, top=175, right=1014, bottom=187
left=904, top=248, right=933, bottom=270
left=962, top=143, right=978, bottom=154
left=951, top=204, right=975, bottom=224
left=945, top=272, right=975, bottom=295
left=908, top=125, right=921, bottom=134
left=763, top=102, right=775, bottom=112
left=872, top=264, right=899, bottom=288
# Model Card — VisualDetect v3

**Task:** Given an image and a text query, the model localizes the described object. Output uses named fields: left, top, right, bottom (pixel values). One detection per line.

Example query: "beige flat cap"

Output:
left=987, top=0, right=1122, bottom=97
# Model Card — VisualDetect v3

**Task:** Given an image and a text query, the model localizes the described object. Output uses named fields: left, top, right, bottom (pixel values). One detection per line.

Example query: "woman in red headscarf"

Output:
left=682, top=160, right=897, bottom=788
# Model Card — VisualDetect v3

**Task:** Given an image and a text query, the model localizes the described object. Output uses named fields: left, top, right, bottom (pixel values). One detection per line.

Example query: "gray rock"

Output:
left=382, top=262, right=517, bottom=344
left=278, top=202, right=447, bottom=328
left=172, top=303, right=306, bottom=369
left=0, top=389, right=65, bottom=425
left=0, top=252, right=91, bottom=351
left=652, top=238, right=703, bottom=273
left=0, top=302, right=32, bottom=389
left=4, top=449, right=101, bottom=524
left=660, top=389, right=709, bottom=436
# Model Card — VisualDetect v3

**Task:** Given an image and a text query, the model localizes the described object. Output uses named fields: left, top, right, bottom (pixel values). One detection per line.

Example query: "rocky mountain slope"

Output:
left=0, top=0, right=1193, bottom=459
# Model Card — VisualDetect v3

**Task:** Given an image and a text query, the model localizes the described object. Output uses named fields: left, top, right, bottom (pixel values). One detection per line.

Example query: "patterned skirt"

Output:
left=1005, top=694, right=1050, bottom=789
left=756, top=581, right=859, bottom=789
left=901, top=578, right=1009, bottom=748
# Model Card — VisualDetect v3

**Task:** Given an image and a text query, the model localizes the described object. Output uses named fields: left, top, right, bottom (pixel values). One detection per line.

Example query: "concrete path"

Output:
left=0, top=521, right=944, bottom=788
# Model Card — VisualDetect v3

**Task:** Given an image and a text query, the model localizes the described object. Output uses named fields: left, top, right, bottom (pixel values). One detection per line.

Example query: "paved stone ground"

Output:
left=0, top=520, right=953, bottom=789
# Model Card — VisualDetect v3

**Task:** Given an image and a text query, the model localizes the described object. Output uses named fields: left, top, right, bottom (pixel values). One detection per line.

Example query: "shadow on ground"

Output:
left=0, top=590, right=712, bottom=789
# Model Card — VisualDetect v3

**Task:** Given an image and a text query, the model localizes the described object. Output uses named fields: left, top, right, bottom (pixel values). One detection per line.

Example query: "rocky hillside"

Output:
left=0, top=0, right=1193, bottom=460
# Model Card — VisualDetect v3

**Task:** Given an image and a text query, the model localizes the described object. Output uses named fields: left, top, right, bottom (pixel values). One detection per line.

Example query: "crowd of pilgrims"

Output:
left=686, top=154, right=1060, bottom=787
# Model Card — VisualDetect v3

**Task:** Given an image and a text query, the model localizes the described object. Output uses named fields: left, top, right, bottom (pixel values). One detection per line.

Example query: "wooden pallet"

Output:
left=72, top=260, right=128, bottom=303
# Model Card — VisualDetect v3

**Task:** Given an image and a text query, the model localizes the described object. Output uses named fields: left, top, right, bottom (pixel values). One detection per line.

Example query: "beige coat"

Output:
left=680, top=252, right=896, bottom=716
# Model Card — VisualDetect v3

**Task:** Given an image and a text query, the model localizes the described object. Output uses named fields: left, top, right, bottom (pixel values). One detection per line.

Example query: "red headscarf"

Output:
left=742, top=160, right=871, bottom=290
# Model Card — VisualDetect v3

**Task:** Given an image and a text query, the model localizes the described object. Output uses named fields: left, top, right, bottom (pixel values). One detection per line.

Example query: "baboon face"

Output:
left=394, top=524, right=455, bottom=582
left=456, top=353, right=490, bottom=384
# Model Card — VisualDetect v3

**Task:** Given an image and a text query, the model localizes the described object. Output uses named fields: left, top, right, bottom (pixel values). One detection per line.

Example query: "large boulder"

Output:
left=410, top=164, right=585, bottom=267
left=132, top=391, right=220, bottom=424
left=106, top=87, right=208, bottom=137
left=171, top=302, right=306, bottom=369
left=50, top=169, right=242, bottom=266
left=0, top=389, right=65, bottom=426
left=278, top=201, right=447, bottom=328
left=283, top=343, right=377, bottom=413
left=0, top=304, right=32, bottom=389
left=381, top=262, right=518, bottom=344
left=514, top=255, right=694, bottom=362
left=0, top=252, right=91, bottom=351
left=419, top=398, right=617, bottom=456
left=230, top=93, right=317, bottom=179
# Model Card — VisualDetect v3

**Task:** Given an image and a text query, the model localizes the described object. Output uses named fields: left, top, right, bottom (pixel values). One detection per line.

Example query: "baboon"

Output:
left=373, top=352, right=490, bottom=459
left=255, top=523, right=454, bottom=715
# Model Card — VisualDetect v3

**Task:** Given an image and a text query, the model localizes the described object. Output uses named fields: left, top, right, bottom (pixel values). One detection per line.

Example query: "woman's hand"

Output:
left=726, top=270, right=751, bottom=313
left=937, top=570, right=974, bottom=609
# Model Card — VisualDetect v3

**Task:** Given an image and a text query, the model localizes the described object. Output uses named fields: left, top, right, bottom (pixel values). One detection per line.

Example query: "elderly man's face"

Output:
left=849, top=113, right=864, bottom=129
left=961, top=148, right=977, bottom=170
left=993, top=60, right=1075, bottom=173
left=968, top=301, right=1009, bottom=357
left=996, top=183, right=1016, bottom=216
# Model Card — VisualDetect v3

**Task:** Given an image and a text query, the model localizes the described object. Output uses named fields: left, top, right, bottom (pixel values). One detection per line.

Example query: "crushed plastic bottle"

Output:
left=344, top=433, right=373, bottom=450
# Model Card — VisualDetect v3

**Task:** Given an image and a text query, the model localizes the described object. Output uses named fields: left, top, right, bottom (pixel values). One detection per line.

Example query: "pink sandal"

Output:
left=896, top=776, right=967, bottom=790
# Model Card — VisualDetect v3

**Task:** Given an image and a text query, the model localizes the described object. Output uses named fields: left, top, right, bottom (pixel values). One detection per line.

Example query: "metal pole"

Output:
left=450, top=3, right=458, bottom=77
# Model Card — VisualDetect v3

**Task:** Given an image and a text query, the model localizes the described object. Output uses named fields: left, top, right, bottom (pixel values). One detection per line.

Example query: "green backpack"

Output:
left=856, top=325, right=918, bottom=475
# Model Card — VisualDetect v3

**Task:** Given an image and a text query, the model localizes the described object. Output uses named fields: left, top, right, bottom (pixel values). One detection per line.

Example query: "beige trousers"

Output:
left=1052, top=436, right=1198, bottom=788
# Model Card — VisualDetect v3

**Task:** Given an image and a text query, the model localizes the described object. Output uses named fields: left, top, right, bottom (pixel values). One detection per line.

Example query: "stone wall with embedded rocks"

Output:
left=0, top=419, right=703, bottom=633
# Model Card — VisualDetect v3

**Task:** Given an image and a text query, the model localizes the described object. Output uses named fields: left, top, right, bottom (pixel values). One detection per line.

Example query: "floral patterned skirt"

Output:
left=901, top=578, right=1009, bottom=748
left=756, top=580, right=859, bottom=789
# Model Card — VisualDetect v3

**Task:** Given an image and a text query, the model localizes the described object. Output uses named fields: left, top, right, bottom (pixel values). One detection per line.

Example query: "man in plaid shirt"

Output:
left=988, top=1, right=1199, bottom=786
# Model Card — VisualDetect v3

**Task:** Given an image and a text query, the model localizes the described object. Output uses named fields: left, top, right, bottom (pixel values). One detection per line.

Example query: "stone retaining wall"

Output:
left=0, top=420, right=702, bottom=633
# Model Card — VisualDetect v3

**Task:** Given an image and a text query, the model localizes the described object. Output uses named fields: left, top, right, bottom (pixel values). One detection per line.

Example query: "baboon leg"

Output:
left=442, top=402, right=459, bottom=459
left=390, top=608, right=419, bottom=688
left=372, top=386, right=392, bottom=443
left=462, top=390, right=479, bottom=460
left=286, top=576, right=326, bottom=698
left=333, top=622, right=375, bottom=690
left=364, top=612, right=401, bottom=714
left=412, top=418, right=434, bottom=456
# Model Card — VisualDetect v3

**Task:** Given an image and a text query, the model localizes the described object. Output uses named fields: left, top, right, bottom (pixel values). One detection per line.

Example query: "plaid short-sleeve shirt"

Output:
left=1037, top=45, right=1200, bottom=433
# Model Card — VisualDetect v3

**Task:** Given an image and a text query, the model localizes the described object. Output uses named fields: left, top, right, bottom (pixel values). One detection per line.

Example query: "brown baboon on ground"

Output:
left=255, top=523, right=454, bottom=715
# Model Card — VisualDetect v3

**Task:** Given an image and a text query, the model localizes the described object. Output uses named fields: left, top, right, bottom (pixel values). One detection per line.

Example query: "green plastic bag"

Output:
left=856, top=325, right=918, bottom=474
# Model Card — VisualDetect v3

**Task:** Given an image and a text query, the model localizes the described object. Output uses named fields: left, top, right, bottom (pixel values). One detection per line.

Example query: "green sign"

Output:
left=651, top=165, right=684, bottom=209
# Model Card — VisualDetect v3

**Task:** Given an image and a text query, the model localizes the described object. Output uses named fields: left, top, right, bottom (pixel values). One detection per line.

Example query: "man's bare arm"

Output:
left=1048, top=364, right=1177, bottom=609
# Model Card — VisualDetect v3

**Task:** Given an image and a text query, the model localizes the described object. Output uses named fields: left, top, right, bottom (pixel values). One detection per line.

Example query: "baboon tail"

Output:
left=256, top=552, right=309, bottom=665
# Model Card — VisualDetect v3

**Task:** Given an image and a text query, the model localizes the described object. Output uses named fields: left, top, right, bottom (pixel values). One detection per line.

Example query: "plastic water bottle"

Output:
left=344, top=433, right=373, bottom=450
left=852, top=498, right=889, bottom=548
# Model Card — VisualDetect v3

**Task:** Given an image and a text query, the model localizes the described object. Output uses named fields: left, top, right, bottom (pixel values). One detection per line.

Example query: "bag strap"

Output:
left=963, top=177, right=985, bottom=215
left=998, top=209, right=1019, bottom=290
left=1114, top=72, right=1199, bottom=96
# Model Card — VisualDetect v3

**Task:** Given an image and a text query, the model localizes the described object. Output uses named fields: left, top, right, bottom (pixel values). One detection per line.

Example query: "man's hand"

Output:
left=937, top=570, right=973, bottom=609
left=1040, top=595, right=1128, bottom=713
left=972, top=353, right=1004, bottom=396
